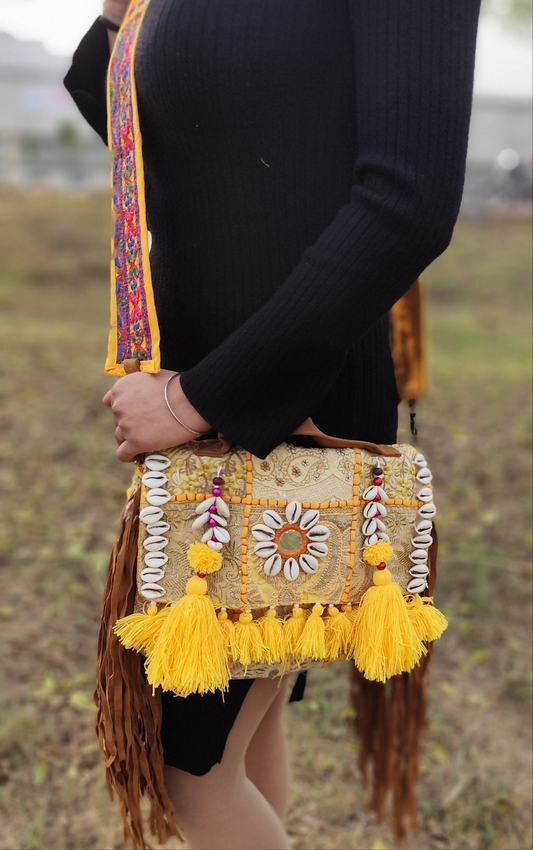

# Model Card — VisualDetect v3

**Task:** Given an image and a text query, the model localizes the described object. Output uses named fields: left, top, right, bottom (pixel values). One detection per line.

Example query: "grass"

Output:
left=0, top=189, right=531, bottom=850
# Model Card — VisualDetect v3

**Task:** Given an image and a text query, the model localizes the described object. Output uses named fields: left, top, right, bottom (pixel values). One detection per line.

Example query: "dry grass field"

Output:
left=0, top=190, right=531, bottom=850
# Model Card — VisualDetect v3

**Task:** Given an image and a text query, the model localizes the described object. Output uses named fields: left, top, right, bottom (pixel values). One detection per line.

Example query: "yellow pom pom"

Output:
left=363, top=541, right=394, bottom=566
left=187, top=542, right=223, bottom=575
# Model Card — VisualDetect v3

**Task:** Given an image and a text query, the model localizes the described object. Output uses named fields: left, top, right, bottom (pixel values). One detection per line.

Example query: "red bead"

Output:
left=197, top=572, right=207, bottom=578
left=374, top=494, right=381, bottom=501
left=373, top=477, right=383, bottom=486
left=213, top=477, right=224, bottom=485
left=374, top=467, right=383, bottom=475
left=377, top=562, right=387, bottom=571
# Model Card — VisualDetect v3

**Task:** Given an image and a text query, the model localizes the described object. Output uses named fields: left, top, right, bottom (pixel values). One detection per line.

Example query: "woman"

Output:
left=65, top=2, right=481, bottom=848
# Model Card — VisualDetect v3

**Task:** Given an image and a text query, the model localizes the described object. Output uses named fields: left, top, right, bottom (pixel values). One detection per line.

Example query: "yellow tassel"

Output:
left=114, top=604, right=171, bottom=655
left=145, top=576, right=229, bottom=697
left=258, top=608, right=286, bottom=664
left=341, top=603, right=359, bottom=659
left=352, top=569, right=426, bottom=682
left=232, top=612, right=266, bottom=669
left=284, top=606, right=308, bottom=658
left=406, top=595, right=448, bottom=642
left=324, top=605, right=352, bottom=661
left=295, top=603, right=326, bottom=661
left=217, top=608, right=236, bottom=659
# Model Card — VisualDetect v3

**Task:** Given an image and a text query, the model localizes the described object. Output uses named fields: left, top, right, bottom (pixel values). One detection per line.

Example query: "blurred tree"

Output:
left=483, top=0, right=533, bottom=31
left=57, top=121, right=83, bottom=151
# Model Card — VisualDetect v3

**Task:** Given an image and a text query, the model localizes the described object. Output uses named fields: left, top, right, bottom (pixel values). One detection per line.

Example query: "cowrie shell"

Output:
left=363, top=502, right=387, bottom=518
left=196, top=497, right=216, bottom=514
left=377, top=487, right=388, bottom=501
left=192, top=512, right=210, bottom=529
left=285, top=501, right=302, bottom=524
left=252, top=525, right=276, bottom=542
left=264, top=553, right=282, bottom=577
left=362, top=518, right=377, bottom=536
left=207, top=540, right=223, bottom=551
left=144, top=453, right=171, bottom=471
left=284, top=557, right=299, bottom=581
left=307, top=542, right=328, bottom=558
left=201, top=528, right=214, bottom=542
left=146, top=488, right=171, bottom=506
left=418, top=503, right=437, bottom=519
left=407, top=577, right=428, bottom=594
left=144, top=551, right=168, bottom=568
left=376, top=531, right=390, bottom=542
left=140, top=567, right=165, bottom=582
left=365, top=533, right=379, bottom=546
left=409, top=564, right=430, bottom=578
left=307, top=525, right=330, bottom=542
left=143, top=535, right=169, bottom=552
left=414, top=453, right=427, bottom=467
left=409, top=549, right=429, bottom=564
left=415, top=519, right=433, bottom=534
left=142, top=470, right=168, bottom=488
left=363, top=485, right=378, bottom=500
left=411, top=534, right=433, bottom=548
left=140, top=506, right=164, bottom=524
left=212, top=526, right=230, bottom=544
left=375, top=518, right=387, bottom=531
left=299, top=554, right=319, bottom=574
left=254, top=541, right=278, bottom=558
left=141, top=583, right=166, bottom=600
left=146, top=521, right=170, bottom=536
left=416, top=467, right=433, bottom=484
left=216, top=497, right=230, bottom=518
left=211, top=514, right=228, bottom=527
left=263, top=510, right=284, bottom=529
left=300, top=509, right=320, bottom=530
left=417, top=487, right=433, bottom=503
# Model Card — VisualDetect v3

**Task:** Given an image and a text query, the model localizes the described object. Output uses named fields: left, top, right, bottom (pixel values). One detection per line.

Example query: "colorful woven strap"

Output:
left=106, top=0, right=159, bottom=376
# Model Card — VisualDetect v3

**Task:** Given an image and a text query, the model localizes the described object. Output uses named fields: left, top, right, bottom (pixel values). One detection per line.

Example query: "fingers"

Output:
left=102, top=390, right=112, bottom=406
left=115, top=426, right=126, bottom=447
left=116, top=440, right=137, bottom=463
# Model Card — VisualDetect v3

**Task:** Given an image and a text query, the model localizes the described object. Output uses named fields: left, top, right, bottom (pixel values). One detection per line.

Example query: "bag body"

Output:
left=115, top=438, right=445, bottom=695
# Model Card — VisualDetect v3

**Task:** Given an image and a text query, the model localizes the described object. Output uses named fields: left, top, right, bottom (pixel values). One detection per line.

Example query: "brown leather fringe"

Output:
left=350, top=528, right=439, bottom=841
left=95, top=488, right=183, bottom=850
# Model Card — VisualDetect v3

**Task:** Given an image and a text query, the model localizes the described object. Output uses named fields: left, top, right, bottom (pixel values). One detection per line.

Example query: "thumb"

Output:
left=116, top=440, right=137, bottom=463
left=102, top=390, right=112, bottom=407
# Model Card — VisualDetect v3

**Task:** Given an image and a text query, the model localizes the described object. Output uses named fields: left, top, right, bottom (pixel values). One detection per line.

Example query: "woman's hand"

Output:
left=103, top=370, right=211, bottom=462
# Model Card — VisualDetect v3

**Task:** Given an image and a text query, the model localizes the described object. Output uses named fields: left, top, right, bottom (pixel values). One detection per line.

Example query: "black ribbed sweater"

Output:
left=65, top=0, right=480, bottom=458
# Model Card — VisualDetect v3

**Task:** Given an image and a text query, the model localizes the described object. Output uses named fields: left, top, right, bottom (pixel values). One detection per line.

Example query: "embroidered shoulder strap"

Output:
left=106, top=0, right=160, bottom=376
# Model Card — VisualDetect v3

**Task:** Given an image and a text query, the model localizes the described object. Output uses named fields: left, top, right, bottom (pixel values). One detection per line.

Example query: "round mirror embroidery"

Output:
left=278, top=529, right=303, bottom=553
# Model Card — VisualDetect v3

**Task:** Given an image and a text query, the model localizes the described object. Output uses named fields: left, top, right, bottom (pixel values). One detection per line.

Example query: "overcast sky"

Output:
left=0, top=0, right=531, bottom=97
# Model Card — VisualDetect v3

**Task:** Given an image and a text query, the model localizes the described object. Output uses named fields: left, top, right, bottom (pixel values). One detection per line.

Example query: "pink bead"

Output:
left=197, top=572, right=206, bottom=578
left=212, top=487, right=222, bottom=497
left=211, top=534, right=218, bottom=542
left=209, top=505, right=218, bottom=513
left=208, top=518, right=217, bottom=527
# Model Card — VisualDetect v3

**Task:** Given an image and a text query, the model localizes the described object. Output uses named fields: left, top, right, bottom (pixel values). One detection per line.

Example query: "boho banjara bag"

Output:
left=96, top=3, right=448, bottom=848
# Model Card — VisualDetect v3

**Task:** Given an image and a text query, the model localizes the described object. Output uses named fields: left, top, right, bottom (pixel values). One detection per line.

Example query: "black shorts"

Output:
left=161, top=672, right=307, bottom=776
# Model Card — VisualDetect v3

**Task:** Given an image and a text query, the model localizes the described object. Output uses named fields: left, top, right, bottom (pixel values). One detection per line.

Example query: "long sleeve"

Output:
left=180, top=0, right=481, bottom=457
left=64, top=18, right=110, bottom=145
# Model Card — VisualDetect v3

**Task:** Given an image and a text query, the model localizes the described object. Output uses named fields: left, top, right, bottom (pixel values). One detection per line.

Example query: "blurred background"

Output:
left=0, top=1, right=531, bottom=849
